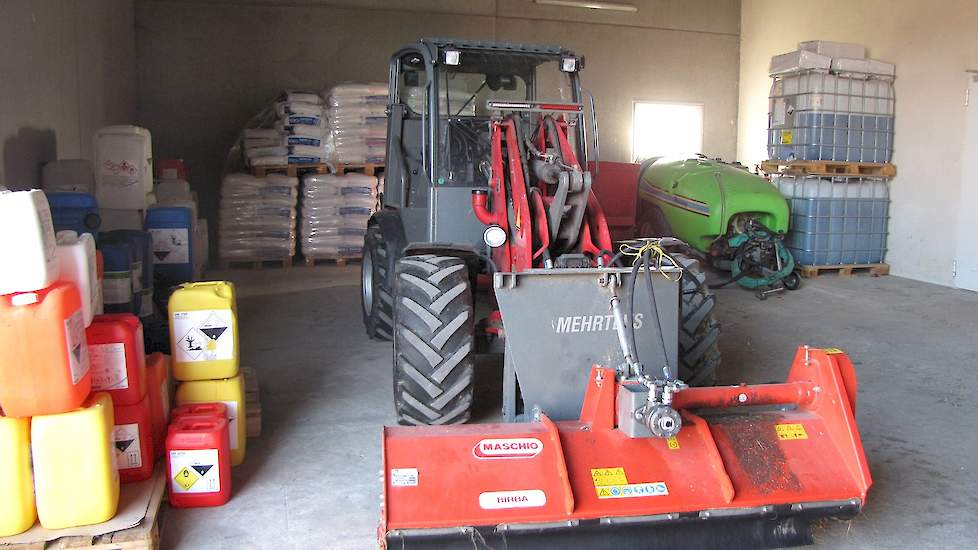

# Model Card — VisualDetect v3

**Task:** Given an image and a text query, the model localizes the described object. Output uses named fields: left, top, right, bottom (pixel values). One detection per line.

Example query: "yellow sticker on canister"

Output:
left=781, top=130, right=793, bottom=144
left=666, top=437, right=680, bottom=450
left=776, top=423, right=809, bottom=440
left=822, top=348, right=845, bottom=354
left=591, top=467, right=628, bottom=487
left=173, top=466, right=200, bottom=490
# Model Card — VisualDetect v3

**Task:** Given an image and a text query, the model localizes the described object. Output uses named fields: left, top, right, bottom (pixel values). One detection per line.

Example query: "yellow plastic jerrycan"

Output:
left=169, top=282, right=238, bottom=381
left=31, top=392, right=120, bottom=529
left=0, top=415, right=36, bottom=536
left=176, top=373, right=247, bottom=466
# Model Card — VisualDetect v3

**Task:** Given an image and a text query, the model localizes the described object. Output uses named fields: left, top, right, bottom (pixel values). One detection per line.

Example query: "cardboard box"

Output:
left=799, top=40, right=866, bottom=59
left=770, top=50, right=831, bottom=76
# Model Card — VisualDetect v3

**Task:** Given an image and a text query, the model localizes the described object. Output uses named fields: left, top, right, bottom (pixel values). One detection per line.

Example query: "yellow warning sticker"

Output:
left=781, top=130, right=793, bottom=144
left=591, top=467, right=628, bottom=487
left=776, top=423, right=809, bottom=440
left=666, top=437, right=680, bottom=450
left=822, top=347, right=845, bottom=355
left=173, top=466, right=200, bottom=490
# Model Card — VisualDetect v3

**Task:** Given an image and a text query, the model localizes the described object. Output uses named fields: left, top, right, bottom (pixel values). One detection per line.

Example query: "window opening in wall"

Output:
left=632, top=101, right=704, bottom=161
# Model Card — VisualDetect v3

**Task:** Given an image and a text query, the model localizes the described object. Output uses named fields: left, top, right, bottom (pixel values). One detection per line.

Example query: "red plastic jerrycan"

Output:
left=166, top=417, right=232, bottom=507
left=0, top=282, right=91, bottom=417
left=86, top=314, right=146, bottom=406
left=113, top=393, right=155, bottom=483
left=146, top=353, right=171, bottom=458
left=171, top=402, right=228, bottom=423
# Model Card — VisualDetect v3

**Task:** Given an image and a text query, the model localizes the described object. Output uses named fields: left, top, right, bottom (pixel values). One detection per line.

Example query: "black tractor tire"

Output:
left=637, top=202, right=673, bottom=239
left=673, top=253, right=722, bottom=385
left=392, top=254, right=475, bottom=425
left=361, top=226, right=394, bottom=341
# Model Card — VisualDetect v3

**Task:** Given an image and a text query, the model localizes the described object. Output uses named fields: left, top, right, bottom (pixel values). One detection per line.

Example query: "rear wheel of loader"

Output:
left=361, top=226, right=393, bottom=340
left=392, top=255, right=474, bottom=425
left=674, top=254, right=721, bottom=385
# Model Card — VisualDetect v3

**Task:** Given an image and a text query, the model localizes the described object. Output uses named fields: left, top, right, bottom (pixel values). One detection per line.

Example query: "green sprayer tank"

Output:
left=638, top=157, right=789, bottom=253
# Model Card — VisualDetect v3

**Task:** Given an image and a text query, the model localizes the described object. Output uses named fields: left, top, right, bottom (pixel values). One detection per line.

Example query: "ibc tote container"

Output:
left=31, top=393, right=120, bottom=529
left=776, top=174, right=889, bottom=265
left=0, top=282, right=91, bottom=417
left=768, top=71, right=895, bottom=163
left=146, top=205, right=195, bottom=285
left=46, top=192, right=101, bottom=239
left=176, top=373, right=246, bottom=466
left=0, top=189, right=59, bottom=295
left=169, top=281, right=238, bottom=381
left=94, top=125, right=153, bottom=210
left=0, top=415, right=36, bottom=537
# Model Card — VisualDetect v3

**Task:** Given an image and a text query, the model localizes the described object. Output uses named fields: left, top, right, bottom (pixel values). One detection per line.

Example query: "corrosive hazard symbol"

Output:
left=173, top=309, right=235, bottom=362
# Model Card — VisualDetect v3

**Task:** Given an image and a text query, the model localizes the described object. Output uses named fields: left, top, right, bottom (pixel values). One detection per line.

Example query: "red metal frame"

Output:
left=380, top=347, right=871, bottom=541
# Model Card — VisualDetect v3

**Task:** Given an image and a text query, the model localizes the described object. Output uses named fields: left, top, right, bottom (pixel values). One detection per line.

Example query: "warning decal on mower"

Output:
left=596, top=482, right=669, bottom=499
left=822, top=348, right=845, bottom=355
left=591, top=467, right=629, bottom=486
left=478, top=489, right=547, bottom=510
left=390, top=468, right=419, bottom=487
left=472, top=438, right=543, bottom=459
left=776, top=423, right=809, bottom=440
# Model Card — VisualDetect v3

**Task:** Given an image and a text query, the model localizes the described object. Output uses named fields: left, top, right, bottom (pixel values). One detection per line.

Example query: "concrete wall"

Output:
left=135, top=0, right=741, bottom=241
left=738, top=0, right=978, bottom=286
left=0, top=0, right=136, bottom=191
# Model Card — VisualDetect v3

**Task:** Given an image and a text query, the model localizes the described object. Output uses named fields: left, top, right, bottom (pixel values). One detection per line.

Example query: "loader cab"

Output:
left=384, top=39, right=588, bottom=250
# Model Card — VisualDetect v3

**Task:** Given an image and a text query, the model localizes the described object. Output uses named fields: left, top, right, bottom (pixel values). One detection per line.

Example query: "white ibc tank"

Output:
left=55, top=231, right=98, bottom=327
left=0, top=190, right=59, bottom=295
left=94, top=125, right=153, bottom=209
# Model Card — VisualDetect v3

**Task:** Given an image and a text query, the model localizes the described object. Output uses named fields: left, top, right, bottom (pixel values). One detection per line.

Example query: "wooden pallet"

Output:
left=219, top=257, right=293, bottom=270
left=242, top=367, right=262, bottom=438
left=333, top=163, right=384, bottom=176
left=303, top=257, right=361, bottom=267
left=797, top=263, right=890, bottom=278
left=4, top=471, right=167, bottom=550
left=251, top=163, right=328, bottom=178
left=761, top=160, right=896, bottom=178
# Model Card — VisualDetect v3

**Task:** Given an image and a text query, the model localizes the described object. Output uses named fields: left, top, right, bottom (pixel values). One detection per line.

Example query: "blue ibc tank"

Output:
left=145, top=205, right=194, bottom=285
left=45, top=192, right=101, bottom=239
left=98, top=239, right=135, bottom=314
left=102, top=230, right=154, bottom=318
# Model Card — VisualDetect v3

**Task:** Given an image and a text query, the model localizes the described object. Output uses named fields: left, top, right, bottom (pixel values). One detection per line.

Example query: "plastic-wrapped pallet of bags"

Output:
left=324, top=83, right=389, bottom=164
left=244, top=91, right=329, bottom=168
left=300, top=174, right=377, bottom=260
left=218, top=173, right=298, bottom=261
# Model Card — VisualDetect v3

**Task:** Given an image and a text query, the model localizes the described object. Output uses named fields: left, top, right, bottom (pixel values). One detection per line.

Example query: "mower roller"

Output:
left=365, top=38, right=871, bottom=549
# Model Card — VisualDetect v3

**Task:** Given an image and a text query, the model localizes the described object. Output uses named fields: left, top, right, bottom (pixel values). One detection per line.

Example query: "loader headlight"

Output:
left=483, top=225, right=507, bottom=248
left=444, top=49, right=461, bottom=66
left=560, top=56, right=579, bottom=72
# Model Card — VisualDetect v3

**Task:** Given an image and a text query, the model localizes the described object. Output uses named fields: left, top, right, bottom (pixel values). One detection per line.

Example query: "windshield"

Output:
left=401, top=50, right=575, bottom=117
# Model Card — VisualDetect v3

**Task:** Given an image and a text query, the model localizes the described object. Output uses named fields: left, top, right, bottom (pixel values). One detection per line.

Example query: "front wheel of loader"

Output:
left=392, top=255, right=474, bottom=425
left=674, top=253, right=722, bottom=385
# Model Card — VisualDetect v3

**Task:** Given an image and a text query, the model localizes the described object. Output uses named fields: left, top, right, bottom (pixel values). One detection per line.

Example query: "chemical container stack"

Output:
left=218, top=173, right=298, bottom=264
left=0, top=190, right=176, bottom=535
left=324, top=83, right=389, bottom=165
left=300, top=173, right=377, bottom=262
left=169, top=280, right=245, bottom=487
left=243, top=91, right=329, bottom=169
left=94, top=126, right=155, bottom=232
left=765, top=40, right=896, bottom=272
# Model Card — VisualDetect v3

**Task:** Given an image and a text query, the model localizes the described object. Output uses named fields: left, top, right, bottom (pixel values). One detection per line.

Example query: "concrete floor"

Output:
left=163, top=266, right=978, bottom=549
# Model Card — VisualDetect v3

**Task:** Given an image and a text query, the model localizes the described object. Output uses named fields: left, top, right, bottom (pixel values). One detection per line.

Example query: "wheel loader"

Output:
left=363, top=38, right=871, bottom=549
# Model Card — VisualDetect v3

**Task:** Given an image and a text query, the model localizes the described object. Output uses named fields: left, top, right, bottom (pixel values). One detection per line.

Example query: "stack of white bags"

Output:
left=324, top=83, right=388, bottom=164
left=219, top=173, right=298, bottom=260
left=244, top=91, right=330, bottom=168
left=300, top=173, right=377, bottom=260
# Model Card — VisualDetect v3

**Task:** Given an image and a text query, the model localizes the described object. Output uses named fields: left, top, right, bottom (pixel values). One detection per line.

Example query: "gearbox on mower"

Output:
left=365, top=38, right=871, bottom=549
